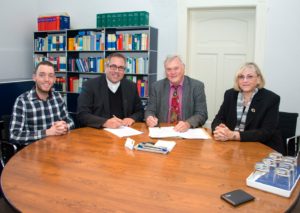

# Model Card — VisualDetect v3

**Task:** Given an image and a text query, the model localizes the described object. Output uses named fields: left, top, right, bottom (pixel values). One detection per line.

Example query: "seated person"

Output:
left=145, top=55, right=208, bottom=132
left=212, top=62, right=284, bottom=153
left=10, top=61, right=74, bottom=146
left=77, top=52, right=144, bottom=129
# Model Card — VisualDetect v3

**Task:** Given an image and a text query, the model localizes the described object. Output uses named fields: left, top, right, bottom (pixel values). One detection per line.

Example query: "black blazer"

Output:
left=77, top=75, right=144, bottom=128
left=211, top=88, right=284, bottom=153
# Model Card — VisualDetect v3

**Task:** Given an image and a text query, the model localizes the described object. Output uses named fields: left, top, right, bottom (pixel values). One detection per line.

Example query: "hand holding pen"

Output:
left=146, top=115, right=159, bottom=127
left=103, top=115, right=123, bottom=128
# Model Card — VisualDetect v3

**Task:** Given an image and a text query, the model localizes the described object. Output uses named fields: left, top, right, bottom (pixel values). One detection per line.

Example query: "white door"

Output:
left=187, top=7, right=255, bottom=125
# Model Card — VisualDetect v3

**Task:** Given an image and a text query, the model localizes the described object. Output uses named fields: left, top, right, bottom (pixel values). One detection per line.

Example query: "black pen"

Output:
left=156, top=121, right=160, bottom=128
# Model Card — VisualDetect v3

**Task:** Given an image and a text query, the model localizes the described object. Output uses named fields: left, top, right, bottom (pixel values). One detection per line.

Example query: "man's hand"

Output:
left=122, top=118, right=135, bottom=126
left=46, top=121, right=68, bottom=136
left=146, top=116, right=159, bottom=127
left=103, top=116, right=123, bottom=128
left=174, top=121, right=190, bottom=132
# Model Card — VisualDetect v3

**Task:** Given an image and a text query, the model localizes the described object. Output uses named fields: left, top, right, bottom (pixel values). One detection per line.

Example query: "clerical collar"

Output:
left=106, top=78, right=120, bottom=93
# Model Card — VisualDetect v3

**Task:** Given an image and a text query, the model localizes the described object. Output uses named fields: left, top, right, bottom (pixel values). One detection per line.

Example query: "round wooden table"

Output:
left=1, top=123, right=299, bottom=212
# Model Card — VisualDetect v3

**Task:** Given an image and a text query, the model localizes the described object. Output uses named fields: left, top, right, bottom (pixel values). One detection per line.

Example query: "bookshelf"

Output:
left=33, top=26, right=158, bottom=112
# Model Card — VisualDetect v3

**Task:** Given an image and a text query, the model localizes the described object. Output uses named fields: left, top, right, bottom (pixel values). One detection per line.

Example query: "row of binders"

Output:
left=34, top=55, right=66, bottom=71
left=125, top=76, right=148, bottom=97
left=35, top=32, right=149, bottom=52
left=107, top=33, right=149, bottom=51
left=34, top=56, right=148, bottom=74
left=68, top=56, right=148, bottom=74
left=68, top=31, right=105, bottom=51
left=35, top=34, right=66, bottom=52
left=68, top=76, right=149, bottom=97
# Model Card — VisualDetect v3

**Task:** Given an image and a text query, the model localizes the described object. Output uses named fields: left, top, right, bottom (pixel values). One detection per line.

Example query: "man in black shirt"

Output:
left=77, top=53, right=144, bottom=128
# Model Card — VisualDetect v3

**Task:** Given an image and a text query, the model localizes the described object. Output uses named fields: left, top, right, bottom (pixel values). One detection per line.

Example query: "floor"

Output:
left=0, top=197, right=18, bottom=213
left=0, top=194, right=300, bottom=212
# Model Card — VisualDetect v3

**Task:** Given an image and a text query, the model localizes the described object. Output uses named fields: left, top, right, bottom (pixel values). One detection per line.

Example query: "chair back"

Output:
left=279, top=111, right=299, bottom=155
left=69, top=111, right=80, bottom=129
left=0, top=115, right=17, bottom=168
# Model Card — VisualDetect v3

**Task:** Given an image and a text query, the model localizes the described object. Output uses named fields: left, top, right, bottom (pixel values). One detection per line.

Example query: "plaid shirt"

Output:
left=10, top=87, right=75, bottom=145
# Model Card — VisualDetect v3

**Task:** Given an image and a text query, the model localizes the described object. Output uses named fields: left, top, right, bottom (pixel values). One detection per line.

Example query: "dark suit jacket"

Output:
left=145, top=76, right=208, bottom=127
left=77, top=75, right=144, bottom=128
left=211, top=88, right=284, bottom=153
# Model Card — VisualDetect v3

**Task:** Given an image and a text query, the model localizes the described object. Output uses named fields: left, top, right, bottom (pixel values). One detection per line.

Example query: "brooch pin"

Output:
left=251, top=108, right=256, bottom=113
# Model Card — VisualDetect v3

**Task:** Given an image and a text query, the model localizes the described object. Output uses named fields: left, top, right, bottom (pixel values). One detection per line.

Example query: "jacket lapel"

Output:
left=182, top=76, right=189, bottom=120
left=121, top=80, right=128, bottom=117
left=101, top=76, right=110, bottom=115
left=161, top=79, right=170, bottom=121
left=245, top=90, right=262, bottom=126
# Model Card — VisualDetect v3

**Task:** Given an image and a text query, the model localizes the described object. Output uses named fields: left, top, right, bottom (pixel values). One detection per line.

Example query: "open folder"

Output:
left=149, top=126, right=211, bottom=139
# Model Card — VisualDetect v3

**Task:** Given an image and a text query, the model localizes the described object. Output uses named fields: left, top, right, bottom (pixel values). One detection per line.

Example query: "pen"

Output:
left=113, top=115, right=123, bottom=121
left=138, top=143, right=168, bottom=152
left=153, top=116, right=159, bottom=128
left=156, top=121, right=160, bottom=128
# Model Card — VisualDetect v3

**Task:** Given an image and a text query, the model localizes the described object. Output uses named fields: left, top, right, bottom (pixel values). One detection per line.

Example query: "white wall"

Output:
left=0, top=0, right=177, bottom=81
left=264, top=0, right=300, bottom=134
left=0, top=0, right=38, bottom=80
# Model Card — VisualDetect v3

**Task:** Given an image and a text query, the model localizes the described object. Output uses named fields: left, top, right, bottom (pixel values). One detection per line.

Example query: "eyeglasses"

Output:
left=108, top=64, right=126, bottom=72
left=238, top=75, right=258, bottom=81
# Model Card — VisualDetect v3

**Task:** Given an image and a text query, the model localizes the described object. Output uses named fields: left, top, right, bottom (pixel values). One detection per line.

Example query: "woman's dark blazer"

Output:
left=211, top=88, right=284, bottom=153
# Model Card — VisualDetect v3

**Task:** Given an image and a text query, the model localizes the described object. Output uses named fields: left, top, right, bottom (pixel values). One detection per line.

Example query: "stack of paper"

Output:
left=104, top=126, right=143, bottom=137
left=149, top=126, right=211, bottom=139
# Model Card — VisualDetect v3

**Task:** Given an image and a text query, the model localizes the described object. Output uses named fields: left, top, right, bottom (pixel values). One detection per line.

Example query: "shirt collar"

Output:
left=169, top=77, right=184, bottom=88
left=106, top=77, right=120, bottom=93
left=29, top=86, right=53, bottom=101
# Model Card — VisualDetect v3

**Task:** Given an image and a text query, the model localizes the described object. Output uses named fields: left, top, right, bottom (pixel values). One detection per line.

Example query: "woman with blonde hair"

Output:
left=211, top=62, right=284, bottom=153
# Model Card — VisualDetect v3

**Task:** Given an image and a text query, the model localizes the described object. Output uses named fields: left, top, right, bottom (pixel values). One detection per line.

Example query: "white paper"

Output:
left=104, top=126, right=143, bottom=137
left=124, top=137, right=135, bottom=150
left=149, top=126, right=211, bottom=139
left=155, top=140, right=176, bottom=151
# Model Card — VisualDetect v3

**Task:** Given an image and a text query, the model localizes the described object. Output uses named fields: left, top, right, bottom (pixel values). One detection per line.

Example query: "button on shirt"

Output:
left=10, top=87, right=75, bottom=144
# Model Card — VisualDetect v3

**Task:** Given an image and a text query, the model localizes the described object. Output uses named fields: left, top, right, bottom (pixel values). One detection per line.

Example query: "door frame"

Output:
left=177, top=0, right=267, bottom=70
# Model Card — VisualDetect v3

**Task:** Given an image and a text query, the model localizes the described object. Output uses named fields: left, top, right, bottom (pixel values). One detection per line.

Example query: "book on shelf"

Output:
left=126, top=57, right=148, bottom=74
left=68, top=31, right=104, bottom=51
left=35, top=34, right=66, bottom=52
left=54, top=77, right=66, bottom=92
left=69, top=76, right=79, bottom=92
left=34, top=55, right=66, bottom=72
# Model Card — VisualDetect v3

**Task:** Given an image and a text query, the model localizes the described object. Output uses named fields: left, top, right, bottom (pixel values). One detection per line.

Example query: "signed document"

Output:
left=149, top=126, right=211, bottom=139
left=104, top=126, right=143, bottom=137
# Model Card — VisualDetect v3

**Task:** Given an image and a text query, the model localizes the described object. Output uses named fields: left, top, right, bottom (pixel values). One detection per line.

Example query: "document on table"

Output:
left=104, top=126, right=143, bottom=137
left=155, top=140, right=176, bottom=151
left=149, top=126, right=211, bottom=139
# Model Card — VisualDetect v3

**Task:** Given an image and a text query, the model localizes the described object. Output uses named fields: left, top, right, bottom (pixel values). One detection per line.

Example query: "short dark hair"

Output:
left=34, top=61, right=55, bottom=74
left=106, top=53, right=126, bottom=65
